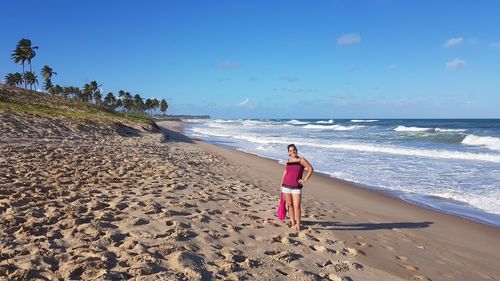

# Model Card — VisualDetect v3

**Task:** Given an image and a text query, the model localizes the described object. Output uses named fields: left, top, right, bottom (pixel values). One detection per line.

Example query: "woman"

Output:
left=280, top=144, right=313, bottom=231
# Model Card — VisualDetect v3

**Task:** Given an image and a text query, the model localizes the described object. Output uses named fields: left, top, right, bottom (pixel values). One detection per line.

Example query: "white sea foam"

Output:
left=435, top=128, right=467, bottom=133
left=288, top=119, right=309, bottom=125
left=462, top=135, right=500, bottom=151
left=411, top=191, right=500, bottom=219
left=351, top=119, right=379, bottom=123
left=242, top=120, right=265, bottom=126
left=212, top=119, right=235, bottom=123
left=316, top=119, right=335, bottom=124
left=207, top=122, right=231, bottom=129
left=394, top=126, right=466, bottom=133
left=191, top=126, right=500, bottom=163
left=229, top=135, right=500, bottom=164
left=190, top=127, right=232, bottom=138
left=303, top=142, right=500, bottom=163
left=304, top=124, right=365, bottom=130
left=182, top=119, right=209, bottom=123
left=394, top=125, right=432, bottom=132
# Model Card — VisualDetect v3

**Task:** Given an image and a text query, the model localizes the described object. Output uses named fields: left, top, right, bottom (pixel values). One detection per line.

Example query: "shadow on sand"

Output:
left=158, top=127, right=195, bottom=144
left=302, top=220, right=434, bottom=231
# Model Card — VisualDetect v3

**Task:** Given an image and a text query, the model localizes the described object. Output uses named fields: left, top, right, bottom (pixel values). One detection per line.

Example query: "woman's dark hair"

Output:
left=287, top=144, right=297, bottom=151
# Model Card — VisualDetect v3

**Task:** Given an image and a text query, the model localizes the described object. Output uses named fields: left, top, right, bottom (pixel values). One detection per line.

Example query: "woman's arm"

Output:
left=299, top=158, right=314, bottom=184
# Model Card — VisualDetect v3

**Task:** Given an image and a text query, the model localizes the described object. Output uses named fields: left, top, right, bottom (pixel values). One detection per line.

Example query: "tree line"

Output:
left=3, top=39, right=168, bottom=115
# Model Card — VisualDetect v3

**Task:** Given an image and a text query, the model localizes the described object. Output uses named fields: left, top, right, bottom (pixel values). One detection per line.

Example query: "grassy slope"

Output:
left=0, top=85, right=154, bottom=126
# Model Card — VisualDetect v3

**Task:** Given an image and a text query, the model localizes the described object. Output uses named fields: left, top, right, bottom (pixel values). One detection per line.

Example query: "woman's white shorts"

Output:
left=281, top=186, right=302, bottom=194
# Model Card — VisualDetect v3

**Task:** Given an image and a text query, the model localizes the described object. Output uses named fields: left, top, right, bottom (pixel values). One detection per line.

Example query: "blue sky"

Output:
left=1, top=0, right=499, bottom=118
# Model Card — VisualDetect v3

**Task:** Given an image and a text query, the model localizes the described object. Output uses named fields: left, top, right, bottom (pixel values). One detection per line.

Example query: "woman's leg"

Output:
left=284, top=192, right=295, bottom=226
left=292, top=193, right=302, bottom=231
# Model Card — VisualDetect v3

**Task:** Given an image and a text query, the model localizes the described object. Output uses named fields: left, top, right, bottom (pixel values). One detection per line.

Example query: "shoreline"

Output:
left=182, top=120, right=500, bottom=228
left=219, top=146, right=500, bottom=228
left=158, top=120, right=500, bottom=280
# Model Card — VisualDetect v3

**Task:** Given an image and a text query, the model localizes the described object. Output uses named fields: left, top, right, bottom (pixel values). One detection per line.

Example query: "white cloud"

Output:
left=443, top=37, right=464, bottom=48
left=337, top=33, right=362, bottom=46
left=216, top=61, right=240, bottom=70
left=489, top=42, right=500, bottom=50
left=388, top=65, right=398, bottom=71
left=281, top=76, right=299, bottom=83
left=446, top=58, right=466, bottom=70
left=237, top=97, right=250, bottom=107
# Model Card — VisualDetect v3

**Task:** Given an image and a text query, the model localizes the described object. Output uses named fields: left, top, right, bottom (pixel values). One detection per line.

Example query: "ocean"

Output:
left=183, top=119, right=500, bottom=227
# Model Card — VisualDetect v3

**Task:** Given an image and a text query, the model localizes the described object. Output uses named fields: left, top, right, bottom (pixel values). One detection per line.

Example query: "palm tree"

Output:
left=94, top=91, right=102, bottom=105
left=50, top=85, right=64, bottom=97
left=103, top=92, right=117, bottom=110
left=160, top=99, right=168, bottom=115
left=63, top=86, right=81, bottom=99
left=11, top=39, right=38, bottom=89
left=23, top=71, right=38, bottom=90
left=133, top=94, right=144, bottom=113
left=81, top=81, right=102, bottom=104
left=115, top=99, right=123, bottom=111
left=152, top=99, right=160, bottom=116
left=4, top=73, right=17, bottom=87
left=118, top=90, right=133, bottom=113
left=21, top=39, right=38, bottom=73
left=11, top=47, right=28, bottom=88
left=41, top=65, right=57, bottom=92
left=90, top=81, right=102, bottom=105
left=4, top=73, right=23, bottom=87
left=81, top=83, right=92, bottom=102
left=145, top=99, right=153, bottom=115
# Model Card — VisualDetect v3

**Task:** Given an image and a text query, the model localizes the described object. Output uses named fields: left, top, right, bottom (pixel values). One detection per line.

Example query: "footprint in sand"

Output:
left=221, top=223, right=242, bottom=233
left=411, top=275, right=431, bottom=281
left=332, top=260, right=351, bottom=273
left=321, top=238, right=338, bottom=246
left=298, top=232, right=320, bottom=242
left=167, top=251, right=210, bottom=280
left=341, top=247, right=366, bottom=257
left=324, top=274, right=346, bottom=281
left=132, top=218, right=150, bottom=226
left=143, top=202, right=162, bottom=214
left=208, top=230, right=230, bottom=239
left=395, top=255, right=408, bottom=261
left=264, top=250, right=303, bottom=263
left=309, top=245, right=332, bottom=253
left=351, top=262, right=364, bottom=271
left=280, top=236, right=301, bottom=246
left=210, top=244, right=224, bottom=250
left=232, top=239, right=245, bottom=245
left=382, top=245, right=395, bottom=251
left=399, top=263, right=419, bottom=271
left=189, top=214, right=210, bottom=223
left=275, top=268, right=291, bottom=276
left=354, top=241, right=372, bottom=247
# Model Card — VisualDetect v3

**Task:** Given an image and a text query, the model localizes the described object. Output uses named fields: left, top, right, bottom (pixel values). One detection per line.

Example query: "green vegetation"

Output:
left=3, top=38, right=169, bottom=119
left=0, top=86, right=153, bottom=125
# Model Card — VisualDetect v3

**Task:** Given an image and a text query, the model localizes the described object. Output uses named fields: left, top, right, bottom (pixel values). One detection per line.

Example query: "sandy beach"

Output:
left=173, top=120, right=500, bottom=281
left=1, top=113, right=499, bottom=280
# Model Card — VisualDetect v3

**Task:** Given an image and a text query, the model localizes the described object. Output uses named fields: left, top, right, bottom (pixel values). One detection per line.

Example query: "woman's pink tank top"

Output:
left=282, top=160, right=305, bottom=188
